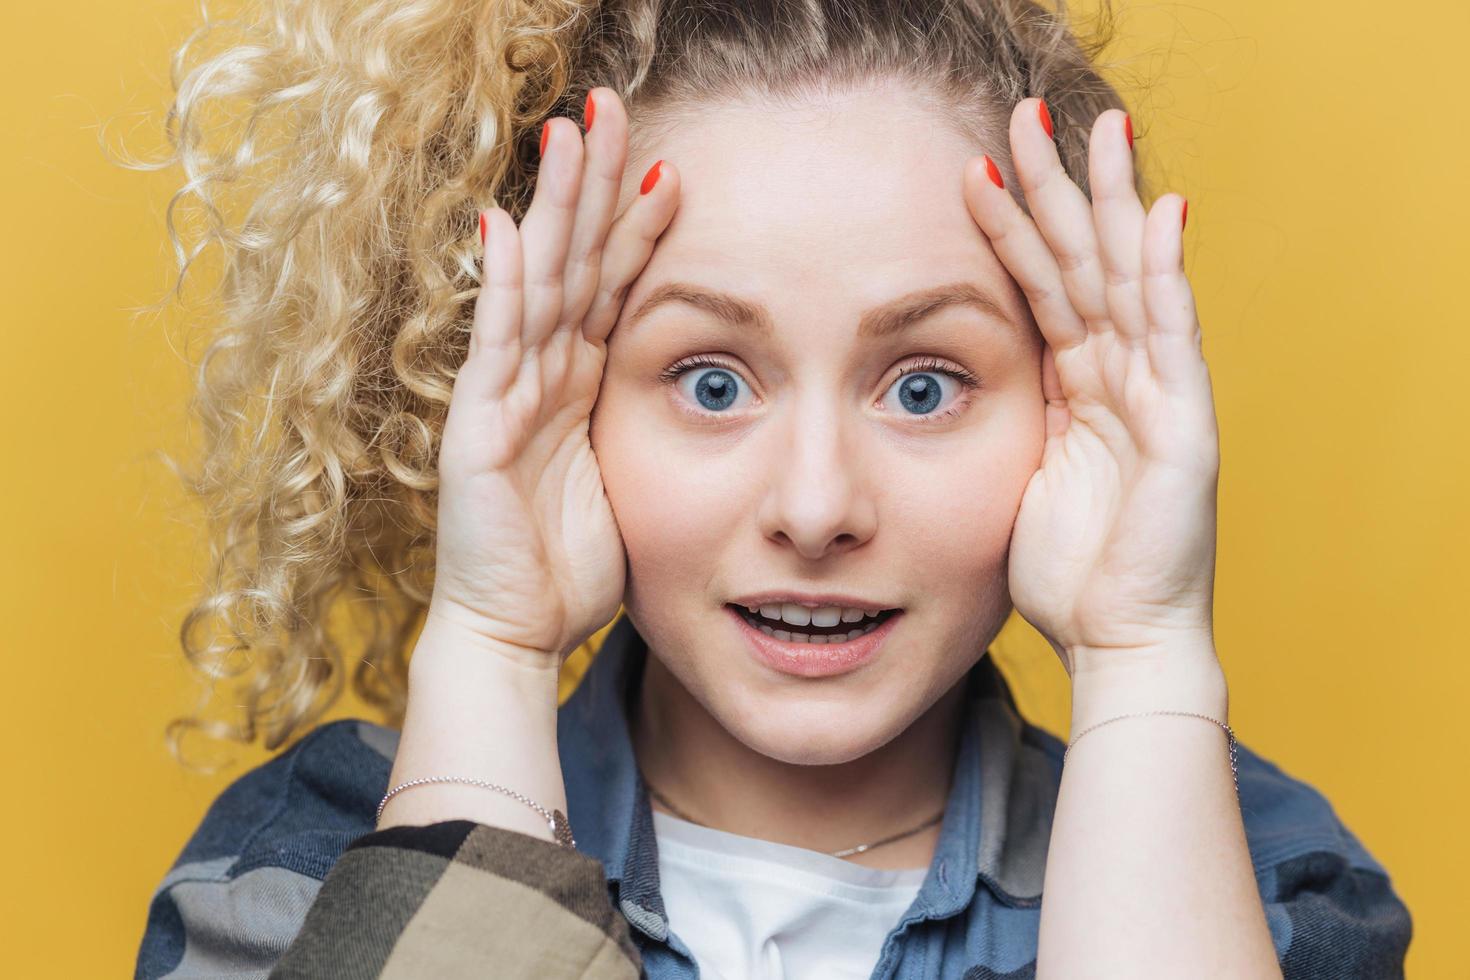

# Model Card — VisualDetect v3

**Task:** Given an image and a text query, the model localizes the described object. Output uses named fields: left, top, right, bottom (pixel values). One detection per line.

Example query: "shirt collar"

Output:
left=557, top=613, right=1056, bottom=934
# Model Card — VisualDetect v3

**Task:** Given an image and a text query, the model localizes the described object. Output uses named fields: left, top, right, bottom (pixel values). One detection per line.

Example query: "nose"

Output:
left=755, top=398, right=878, bottom=561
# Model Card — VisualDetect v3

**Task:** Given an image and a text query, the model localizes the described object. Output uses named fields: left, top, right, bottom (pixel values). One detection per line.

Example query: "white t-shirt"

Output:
left=652, top=809, right=929, bottom=979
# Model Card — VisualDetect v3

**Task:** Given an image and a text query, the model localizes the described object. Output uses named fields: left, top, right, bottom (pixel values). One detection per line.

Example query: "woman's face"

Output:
left=589, top=85, right=1046, bottom=765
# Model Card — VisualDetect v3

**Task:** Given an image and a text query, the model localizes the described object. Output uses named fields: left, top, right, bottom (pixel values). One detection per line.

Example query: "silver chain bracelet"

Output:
left=1064, top=710, right=1239, bottom=796
left=376, top=776, right=577, bottom=849
left=376, top=714, right=1233, bottom=850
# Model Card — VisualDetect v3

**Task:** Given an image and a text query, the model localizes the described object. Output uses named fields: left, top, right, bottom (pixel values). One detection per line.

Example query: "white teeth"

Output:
left=811, top=606, right=842, bottom=628
left=739, top=601, right=892, bottom=636
left=745, top=603, right=886, bottom=621
left=750, top=618, right=882, bottom=644
left=762, top=603, right=874, bottom=628
left=779, top=603, right=812, bottom=627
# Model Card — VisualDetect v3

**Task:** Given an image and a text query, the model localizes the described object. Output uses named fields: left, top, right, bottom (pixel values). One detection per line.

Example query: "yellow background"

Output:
left=4, top=1, right=1462, bottom=975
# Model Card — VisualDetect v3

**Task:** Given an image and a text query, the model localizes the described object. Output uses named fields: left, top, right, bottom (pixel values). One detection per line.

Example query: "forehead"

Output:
left=619, top=88, right=1022, bottom=320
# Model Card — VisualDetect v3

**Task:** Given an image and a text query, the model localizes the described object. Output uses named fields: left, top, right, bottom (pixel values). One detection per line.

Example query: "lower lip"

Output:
left=725, top=605, right=902, bottom=678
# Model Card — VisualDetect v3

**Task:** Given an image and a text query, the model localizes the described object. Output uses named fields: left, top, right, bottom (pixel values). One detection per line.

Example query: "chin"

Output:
left=715, top=678, right=915, bottom=766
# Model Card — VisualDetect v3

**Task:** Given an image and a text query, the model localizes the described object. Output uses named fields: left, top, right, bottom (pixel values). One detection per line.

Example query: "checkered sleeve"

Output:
left=268, top=820, right=643, bottom=979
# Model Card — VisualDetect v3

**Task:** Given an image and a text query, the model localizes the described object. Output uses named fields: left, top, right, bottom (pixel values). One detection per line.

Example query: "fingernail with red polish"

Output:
left=1181, top=198, right=1189, bottom=230
left=984, top=155, right=1004, bottom=189
left=1124, top=114, right=1133, bottom=150
left=584, top=92, right=596, bottom=133
left=480, top=211, right=487, bottom=247
left=641, top=159, right=663, bottom=195
left=540, top=121, right=550, bottom=157
left=1038, top=99, right=1054, bottom=139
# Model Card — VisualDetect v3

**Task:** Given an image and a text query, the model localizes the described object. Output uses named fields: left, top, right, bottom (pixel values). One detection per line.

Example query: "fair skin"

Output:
left=591, top=87, right=1044, bottom=870
left=381, top=81, right=1282, bottom=977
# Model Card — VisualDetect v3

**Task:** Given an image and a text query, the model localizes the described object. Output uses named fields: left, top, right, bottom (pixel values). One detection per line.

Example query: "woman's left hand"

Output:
left=962, top=99, right=1221, bottom=676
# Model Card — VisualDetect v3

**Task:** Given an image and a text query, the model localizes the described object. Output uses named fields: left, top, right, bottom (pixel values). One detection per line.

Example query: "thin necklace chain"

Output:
left=641, top=776, right=945, bottom=859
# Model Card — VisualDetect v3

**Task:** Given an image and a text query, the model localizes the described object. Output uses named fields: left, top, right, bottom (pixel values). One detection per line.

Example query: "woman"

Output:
left=133, top=1, right=1412, bottom=977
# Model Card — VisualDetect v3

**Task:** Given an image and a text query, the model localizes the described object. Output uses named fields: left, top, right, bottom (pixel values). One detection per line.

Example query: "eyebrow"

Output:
left=625, top=280, right=1017, bottom=339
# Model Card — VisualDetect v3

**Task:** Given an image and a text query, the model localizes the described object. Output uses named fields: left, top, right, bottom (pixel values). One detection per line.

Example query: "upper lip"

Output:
left=727, top=591, right=902, bottom=611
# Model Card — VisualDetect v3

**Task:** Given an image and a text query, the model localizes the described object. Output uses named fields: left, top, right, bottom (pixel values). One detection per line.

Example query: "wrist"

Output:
left=381, top=614, right=568, bottom=833
left=412, top=609, right=564, bottom=701
left=420, top=598, right=573, bottom=665
left=1066, top=637, right=1228, bottom=731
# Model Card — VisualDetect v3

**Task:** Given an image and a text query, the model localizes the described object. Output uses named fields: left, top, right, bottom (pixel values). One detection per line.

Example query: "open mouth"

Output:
left=725, top=604, right=901, bottom=644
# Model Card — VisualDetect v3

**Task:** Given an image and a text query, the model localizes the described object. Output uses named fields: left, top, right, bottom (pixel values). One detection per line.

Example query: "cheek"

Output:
left=591, top=385, right=742, bottom=589
left=891, top=391, right=1045, bottom=584
left=590, top=361, right=1046, bottom=596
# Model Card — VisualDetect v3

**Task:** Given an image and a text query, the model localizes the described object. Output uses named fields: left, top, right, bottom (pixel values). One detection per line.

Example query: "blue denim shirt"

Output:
left=567, top=614, right=1058, bottom=977
left=137, top=612, right=1413, bottom=979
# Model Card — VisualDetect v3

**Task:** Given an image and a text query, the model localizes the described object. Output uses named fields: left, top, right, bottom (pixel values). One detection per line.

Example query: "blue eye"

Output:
left=659, top=355, right=981, bottom=422
left=876, top=359, right=981, bottom=423
left=687, top=367, right=741, bottom=411
left=891, top=373, right=945, bottom=414
left=661, top=357, right=753, bottom=414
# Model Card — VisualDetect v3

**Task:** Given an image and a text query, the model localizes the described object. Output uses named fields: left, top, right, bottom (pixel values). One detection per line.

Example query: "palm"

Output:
left=436, top=331, right=624, bottom=660
left=963, top=101, right=1221, bottom=667
left=427, top=89, right=678, bottom=664
left=1006, top=334, right=1219, bottom=663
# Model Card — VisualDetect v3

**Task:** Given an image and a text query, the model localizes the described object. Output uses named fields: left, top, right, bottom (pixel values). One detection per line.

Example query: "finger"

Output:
left=583, top=158, right=681, bottom=346
left=1088, top=109, right=1150, bottom=350
left=560, top=88, right=629, bottom=328
left=962, top=153, right=1086, bottom=352
left=517, top=116, right=585, bottom=350
left=1140, top=194, right=1201, bottom=392
left=1041, top=342, right=1071, bottom=444
left=1009, top=97, right=1110, bottom=330
left=466, top=207, right=524, bottom=398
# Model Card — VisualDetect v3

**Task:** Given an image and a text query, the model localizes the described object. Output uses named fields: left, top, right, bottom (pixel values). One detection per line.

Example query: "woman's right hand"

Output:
left=428, top=88, right=679, bottom=668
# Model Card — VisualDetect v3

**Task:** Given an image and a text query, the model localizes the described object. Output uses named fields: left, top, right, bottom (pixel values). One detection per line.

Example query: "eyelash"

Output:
left=657, top=354, right=983, bottom=424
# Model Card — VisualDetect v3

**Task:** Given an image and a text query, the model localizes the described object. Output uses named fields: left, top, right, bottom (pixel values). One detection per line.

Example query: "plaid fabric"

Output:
left=271, top=821, right=640, bottom=978
left=135, top=615, right=1412, bottom=979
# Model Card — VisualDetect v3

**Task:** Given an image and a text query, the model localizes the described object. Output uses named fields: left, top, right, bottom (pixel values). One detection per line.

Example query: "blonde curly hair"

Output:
left=117, top=0, right=1149, bottom=770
